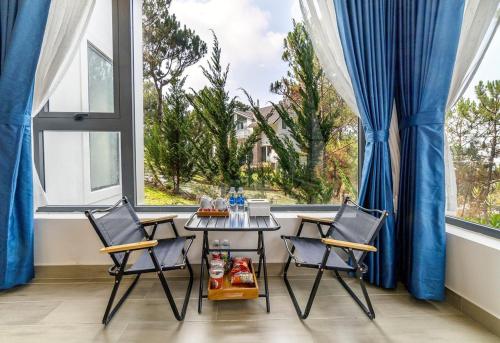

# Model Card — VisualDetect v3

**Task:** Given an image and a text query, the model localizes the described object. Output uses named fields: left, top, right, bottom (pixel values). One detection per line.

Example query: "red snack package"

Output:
left=230, top=257, right=251, bottom=275
left=231, top=272, right=254, bottom=285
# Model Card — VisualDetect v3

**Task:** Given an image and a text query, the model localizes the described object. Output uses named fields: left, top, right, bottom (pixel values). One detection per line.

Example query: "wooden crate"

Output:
left=196, top=209, right=230, bottom=217
left=208, top=262, right=259, bottom=301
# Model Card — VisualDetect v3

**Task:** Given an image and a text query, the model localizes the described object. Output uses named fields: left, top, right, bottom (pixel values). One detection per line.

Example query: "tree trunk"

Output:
left=484, top=120, right=497, bottom=218
left=155, top=84, right=163, bottom=122
left=173, top=172, right=180, bottom=194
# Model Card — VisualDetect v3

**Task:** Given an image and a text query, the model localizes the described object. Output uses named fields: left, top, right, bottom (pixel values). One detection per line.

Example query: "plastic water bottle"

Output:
left=212, top=239, right=221, bottom=260
left=228, top=187, right=236, bottom=212
left=237, top=187, right=245, bottom=212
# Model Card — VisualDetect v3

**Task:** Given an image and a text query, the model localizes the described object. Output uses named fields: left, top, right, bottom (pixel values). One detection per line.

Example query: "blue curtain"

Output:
left=0, top=0, right=51, bottom=290
left=334, top=0, right=396, bottom=288
left=395, top=0, right=464, bottom=300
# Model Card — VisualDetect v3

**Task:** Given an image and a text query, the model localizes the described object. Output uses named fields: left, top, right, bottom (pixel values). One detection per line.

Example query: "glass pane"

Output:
left=89, top=132, right=120, bottom=191
left=88, top=45, right=114, bottom=112
left=447, top=39, right=499, bottom=230
left=43, top=131, right=122, bottom=205
left=44, top=0, right=114, bottom=113
left=137, top=0, right=358, bottom=205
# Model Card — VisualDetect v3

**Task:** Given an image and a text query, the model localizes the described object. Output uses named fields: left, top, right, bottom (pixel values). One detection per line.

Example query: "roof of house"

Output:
left=240, top=104, right=278, bottom=125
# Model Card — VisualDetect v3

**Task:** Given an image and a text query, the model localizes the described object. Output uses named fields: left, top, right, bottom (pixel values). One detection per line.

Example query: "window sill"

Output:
left=445, top=216, right=500, bottom=240
left=446, top=224, right=500, bottom=250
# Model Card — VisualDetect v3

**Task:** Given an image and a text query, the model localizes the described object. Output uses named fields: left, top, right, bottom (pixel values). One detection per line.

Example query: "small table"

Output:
left=184, top=212, right=281, bottom=313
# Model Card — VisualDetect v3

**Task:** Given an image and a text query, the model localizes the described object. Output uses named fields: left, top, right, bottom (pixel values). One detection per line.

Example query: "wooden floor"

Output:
left=0, top=272, right=498, bottom=343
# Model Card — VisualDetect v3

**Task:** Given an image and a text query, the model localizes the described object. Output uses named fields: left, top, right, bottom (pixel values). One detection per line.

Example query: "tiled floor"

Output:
left=0, top=273, right=498, bottom=343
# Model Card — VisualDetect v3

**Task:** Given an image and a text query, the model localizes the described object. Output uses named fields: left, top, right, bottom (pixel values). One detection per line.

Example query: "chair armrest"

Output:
left=321, top=238, right=377, bottom=252
left=297, top=215, right=333, bottom=225
left=100, top=240, right=158, bottom=254
left=140, top=215, right=178, bottom=226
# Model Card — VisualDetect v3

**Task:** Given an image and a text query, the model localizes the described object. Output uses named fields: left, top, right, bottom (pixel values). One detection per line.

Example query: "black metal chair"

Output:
left=282, top=197, right=388, bottom=320
left=85, top=197, right=195, bottom=325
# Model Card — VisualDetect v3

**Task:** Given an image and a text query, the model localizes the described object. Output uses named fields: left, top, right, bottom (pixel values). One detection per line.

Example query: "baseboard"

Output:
left=446, top=288, right=500, bottom=337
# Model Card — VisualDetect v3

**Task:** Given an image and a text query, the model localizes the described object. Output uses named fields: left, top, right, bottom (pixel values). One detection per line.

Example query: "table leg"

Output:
left=256, top=234, right=263, bottom=278
left=198, top=231, right=208, bottom=314
left=259, top=231, right=270, bottom=312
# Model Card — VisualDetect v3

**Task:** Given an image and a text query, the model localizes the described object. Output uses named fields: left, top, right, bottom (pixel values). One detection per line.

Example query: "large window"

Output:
left=446, top=30, right=499, bottom=230
left=139, top=0, right=358, bottom=206
left=34, top=0, right=496, bottom=237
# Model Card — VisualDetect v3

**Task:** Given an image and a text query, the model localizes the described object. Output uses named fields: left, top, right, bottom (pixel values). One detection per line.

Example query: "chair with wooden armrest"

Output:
left=85, top=197, right=195, bottom=325
left=282, top=197, right=388, bottom=320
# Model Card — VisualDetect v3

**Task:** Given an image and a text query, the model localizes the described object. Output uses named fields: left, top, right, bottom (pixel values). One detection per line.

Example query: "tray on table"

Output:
left=196, top=208, right=230, bottom=217
left=207, top=260, right=259, bottom=301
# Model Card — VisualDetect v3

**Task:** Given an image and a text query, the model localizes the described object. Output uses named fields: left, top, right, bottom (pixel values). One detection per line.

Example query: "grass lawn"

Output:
left=144, top=185, right=197, bottom=205
left=144, top=182, right=298, bottom=205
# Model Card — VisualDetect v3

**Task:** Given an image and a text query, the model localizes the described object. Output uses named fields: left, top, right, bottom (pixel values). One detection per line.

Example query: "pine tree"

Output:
left=144, top=78, right=195, bottom=194
left=447, top=80, right=499, bottom=226
left=245, top=21, right=341, bottom=203
left=188, top=33, right=260, bottom=191
left=143, top=0, right=207, bottom=121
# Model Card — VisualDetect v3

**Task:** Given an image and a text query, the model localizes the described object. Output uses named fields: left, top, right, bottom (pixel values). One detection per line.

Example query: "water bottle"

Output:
left=212, top=239, right=221, bottom=260
left=228, top=187, right=236, bottom=212
left=237, top=187, right=245, bottom=212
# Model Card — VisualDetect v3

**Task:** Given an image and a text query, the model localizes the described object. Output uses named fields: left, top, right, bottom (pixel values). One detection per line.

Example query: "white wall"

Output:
left=445, top=226, right=500, bottom=319
left=34, top=212, right=332, bottom=265
left=34, top=214, right=500, bottom=320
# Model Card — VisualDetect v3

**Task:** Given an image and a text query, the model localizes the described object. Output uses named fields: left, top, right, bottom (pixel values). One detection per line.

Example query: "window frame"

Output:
left=34, top=0, right=135, bottom=207
left=33, top=0, right=500, bottom=240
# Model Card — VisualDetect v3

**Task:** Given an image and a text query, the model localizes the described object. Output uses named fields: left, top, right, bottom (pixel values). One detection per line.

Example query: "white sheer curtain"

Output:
left=300, top=0, right=499, bottom=212
left=32, top=0, right=96, bottom=208
left=444, top=0, right=500, bottom=213
left=299, top=0, right=401, bottom=208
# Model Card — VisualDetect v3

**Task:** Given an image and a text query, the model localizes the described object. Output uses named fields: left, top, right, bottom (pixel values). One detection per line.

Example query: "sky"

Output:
left=169, top=0, right=498, bottom=105
left=462, top=29, right=500, bottom=100
left=170, top=0, right=301, bottom=105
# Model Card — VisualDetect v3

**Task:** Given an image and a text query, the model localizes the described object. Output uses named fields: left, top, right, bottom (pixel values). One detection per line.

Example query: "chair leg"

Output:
left=149, top=249, right=193, bottom=321
left=334, top=270, right=375, bottom=319
left=284, top=266, right=324, bottom=319
left=283, top=243, right=330, bottom=320
left=102, top=273, right=141, bottom=325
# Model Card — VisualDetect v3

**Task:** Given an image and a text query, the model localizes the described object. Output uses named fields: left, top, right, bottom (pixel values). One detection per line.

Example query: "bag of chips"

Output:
left=230, top=257, right=254, bottom=285
left=230, top=257, right=251, bottom=274
left=230, top=272, right=254, bottom=285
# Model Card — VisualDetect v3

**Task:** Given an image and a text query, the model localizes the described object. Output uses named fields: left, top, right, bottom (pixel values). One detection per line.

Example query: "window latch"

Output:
left=73, top=113, right=89, bottom=121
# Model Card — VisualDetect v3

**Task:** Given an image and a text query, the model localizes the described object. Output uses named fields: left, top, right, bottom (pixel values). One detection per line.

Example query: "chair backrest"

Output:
left=329, top=197, right=387, bottom=263
left=85, top=197, right=147, bottom=266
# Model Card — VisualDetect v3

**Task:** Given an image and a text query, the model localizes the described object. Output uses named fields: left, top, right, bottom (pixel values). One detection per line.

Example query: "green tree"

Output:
left=188, top=33, right=260, bottom=191
left=246, top=21, right=345, bottom=203
left=447, top=80, right=499, bottom=225
left=143, top=0, right=207, bottom=121
left=144, top=78, right=195, bottom=193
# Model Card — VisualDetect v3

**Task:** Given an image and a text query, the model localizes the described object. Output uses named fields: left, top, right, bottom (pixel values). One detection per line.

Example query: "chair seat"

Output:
left=126, top=237, right=187, bottom=274
left=288, top=237, right=355, bottom=271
